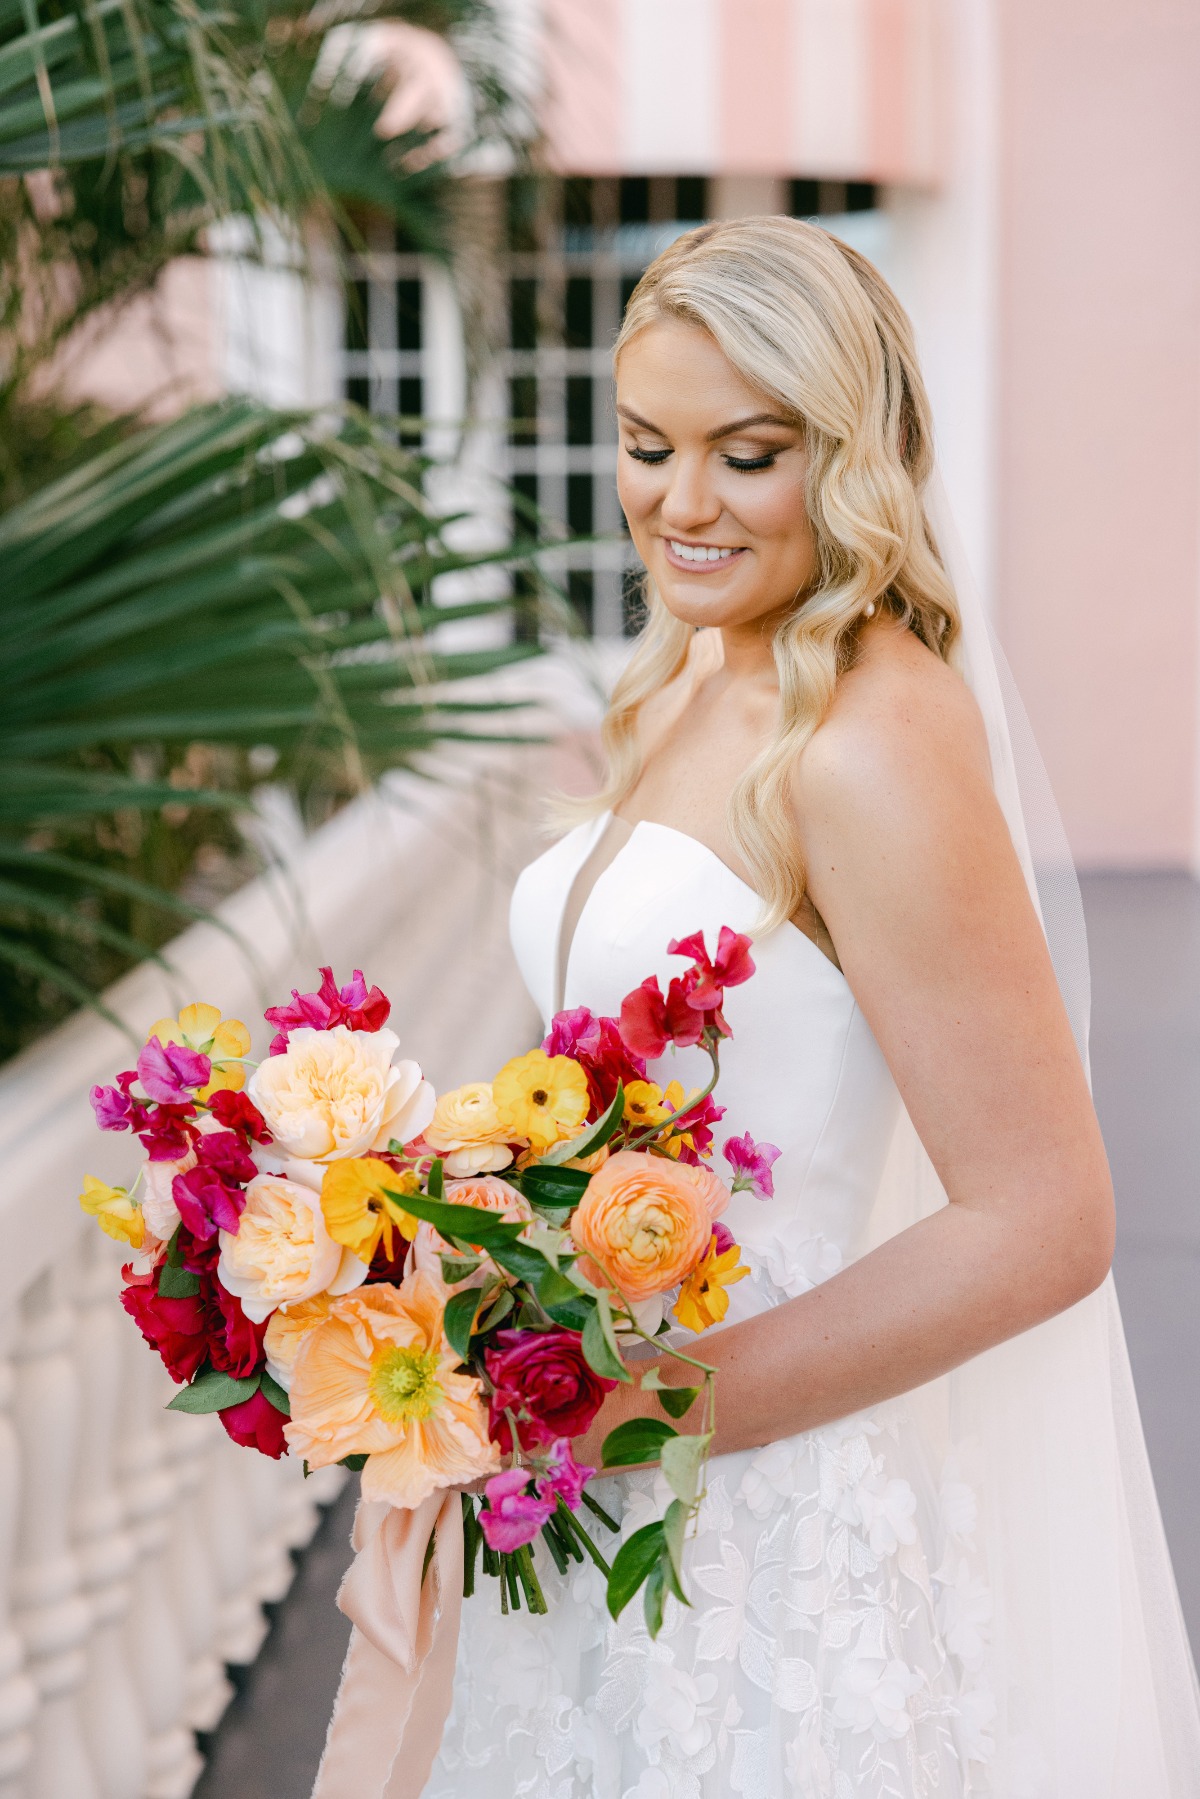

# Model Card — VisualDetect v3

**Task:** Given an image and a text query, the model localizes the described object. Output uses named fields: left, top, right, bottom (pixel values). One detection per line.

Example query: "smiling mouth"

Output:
left=663, top=539, right=745, bottom=569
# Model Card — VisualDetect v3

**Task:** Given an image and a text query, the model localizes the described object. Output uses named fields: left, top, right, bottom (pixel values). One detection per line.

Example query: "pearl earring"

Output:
left=864, top=601, right=876, bottom=619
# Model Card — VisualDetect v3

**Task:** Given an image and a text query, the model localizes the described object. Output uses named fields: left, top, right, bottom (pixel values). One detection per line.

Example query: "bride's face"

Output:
left=615, top=319, right=816, bottom=631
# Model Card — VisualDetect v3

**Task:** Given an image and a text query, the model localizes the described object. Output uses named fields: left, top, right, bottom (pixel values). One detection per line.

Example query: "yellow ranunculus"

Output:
left=623, top=1080, right=672, bottom=1128
left=673, top=1235, right=749, bottom=1333
left=492, top=1049, right=589, bottom=1152
left=285, top=1273, right=500, bottom=1507
left=79, top=1175, right=145, bottom=1248
left=320, top=1156, right=420, bottom=1265
left=423, top=1082, right=514, bottom=1176
left=148, top=1001, right=251, bottom=1099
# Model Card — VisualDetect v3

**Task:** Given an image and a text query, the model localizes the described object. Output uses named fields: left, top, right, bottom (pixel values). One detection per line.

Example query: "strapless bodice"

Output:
left=509, top=815, right=901, bottom=1326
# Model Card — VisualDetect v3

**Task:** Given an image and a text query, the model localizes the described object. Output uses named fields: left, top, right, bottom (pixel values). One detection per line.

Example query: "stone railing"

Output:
left=0, top=749, right=552, bottom=1799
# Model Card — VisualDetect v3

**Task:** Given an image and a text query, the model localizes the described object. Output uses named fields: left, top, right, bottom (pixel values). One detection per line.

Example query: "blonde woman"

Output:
left=424, top=221, right=1200, bottom=1796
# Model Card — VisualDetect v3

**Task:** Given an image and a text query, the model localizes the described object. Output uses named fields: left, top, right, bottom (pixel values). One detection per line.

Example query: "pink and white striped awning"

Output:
left=538, top=0, right=941, bottom=186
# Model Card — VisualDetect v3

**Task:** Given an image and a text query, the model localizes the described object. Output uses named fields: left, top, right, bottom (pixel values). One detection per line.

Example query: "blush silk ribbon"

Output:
left=311, top=1488, right=464, bottom=1799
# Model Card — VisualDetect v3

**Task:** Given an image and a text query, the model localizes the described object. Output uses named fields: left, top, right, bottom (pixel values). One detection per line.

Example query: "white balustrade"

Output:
left=12, top=1270, right=98, bottom=1799
left=72, top=1234, right=146, bottom=1799
left=0, top=701, right=592, bottom=1795
left=0, top=1321, right=36, bottom=1799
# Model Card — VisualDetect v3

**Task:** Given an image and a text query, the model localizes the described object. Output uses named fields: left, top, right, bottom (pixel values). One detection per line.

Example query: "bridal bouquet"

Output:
left=81, top=931, right=778, bottom=1634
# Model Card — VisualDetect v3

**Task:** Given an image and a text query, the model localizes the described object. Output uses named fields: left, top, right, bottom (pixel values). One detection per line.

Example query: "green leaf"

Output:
left=166, top=1368, right=260, bottom=1415
left=475, top=1286, right=515, bottom=1333
left=535, top=1085, right=626, bottom=1167
left=640, top=1369, right=703, bottom=1421
left=600, top=1417, right=678, bottom=1469
left=581, top=1297, right=631, bottom=1384
left=606, top=1521, right=665, bottom=1621
left=443, top=1287, right=481, bottom=1362
left=426, top=1159, right=445, bottom=1201
left=339, top=1453, right=368, bottom=1472
left=661, top=1499, right=690, bottom=1598
left=260, top=1372, right=291, bottom=1417
left=535, top=1266, right=586, bottom=1313
left=660, top=1432, right=713, bottom=1507
left=642, top=1559, right=667, bottom=1638
left=520, top=1164, right=591, bottom=1213
left=438, top=1251, right=483, bottom=1285
left=392, top=1189, right=524, bottom=1249
left=157, top=1261, right=200, bottom=1298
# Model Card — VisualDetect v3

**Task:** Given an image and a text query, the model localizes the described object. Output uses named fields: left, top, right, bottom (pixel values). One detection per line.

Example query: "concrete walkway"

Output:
left=193, top=871, right=1200, bottom=1797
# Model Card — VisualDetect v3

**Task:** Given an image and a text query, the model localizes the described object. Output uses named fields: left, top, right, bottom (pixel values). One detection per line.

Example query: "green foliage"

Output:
left=0, top=398, right=548, bottom=1054
left=166, top=1367, right=260, bottom=1413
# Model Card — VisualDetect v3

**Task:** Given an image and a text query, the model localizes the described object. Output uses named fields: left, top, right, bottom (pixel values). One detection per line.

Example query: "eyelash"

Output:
left=624, top=446, right=778, bottom=472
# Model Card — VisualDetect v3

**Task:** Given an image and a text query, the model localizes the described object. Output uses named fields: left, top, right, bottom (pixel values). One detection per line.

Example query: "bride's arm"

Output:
left=574, top=627, right=1115, bottom=1463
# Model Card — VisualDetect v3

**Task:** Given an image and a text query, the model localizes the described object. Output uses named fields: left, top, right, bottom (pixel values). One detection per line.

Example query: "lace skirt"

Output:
left=422, top=1406, right=996, bottom=1799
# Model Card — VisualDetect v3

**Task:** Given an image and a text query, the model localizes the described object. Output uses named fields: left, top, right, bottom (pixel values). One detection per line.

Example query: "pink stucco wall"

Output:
left=995, top=0, right=1200, bottom=866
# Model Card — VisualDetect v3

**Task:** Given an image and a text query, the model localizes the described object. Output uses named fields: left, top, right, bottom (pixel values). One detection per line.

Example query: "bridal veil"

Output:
left=869, top=477, right=1200, bottom=1793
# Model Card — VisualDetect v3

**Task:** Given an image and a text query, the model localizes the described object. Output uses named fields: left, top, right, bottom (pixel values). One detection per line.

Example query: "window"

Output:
left=340, top=224, right=424, bottom=449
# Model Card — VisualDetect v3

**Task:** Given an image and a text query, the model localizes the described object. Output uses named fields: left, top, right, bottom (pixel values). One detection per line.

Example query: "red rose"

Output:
left=220, top=1388, right=288, bottom=1459
left=121, top=1281, right=210, bottom=1384
left=208, top=1279, right=267, bottom=1378
left=484, top=1328, right=617, bottom=1453
left=120, top=1251, right=264, bottom=1384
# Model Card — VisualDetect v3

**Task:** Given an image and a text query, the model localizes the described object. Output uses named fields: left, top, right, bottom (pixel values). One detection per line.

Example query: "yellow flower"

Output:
left=148, top=1002, right=250, bottom=1100
left=423, top=1082, right=514, bottom=1175
left=493, top=1049, right=588, bottom=1152
left=623, top=1080, right=672, bottom=1128
left=285, top=1273, right=500, bottom=1507
left=673, top=1236, right=749, bottom=1333
left=79, top=1175, right=145, bottom=1248
left=320, top=1156, right=420, bottom=1264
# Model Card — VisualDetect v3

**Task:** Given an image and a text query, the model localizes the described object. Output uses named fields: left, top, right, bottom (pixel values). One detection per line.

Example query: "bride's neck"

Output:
left=716, top=618, right=781, bottom=684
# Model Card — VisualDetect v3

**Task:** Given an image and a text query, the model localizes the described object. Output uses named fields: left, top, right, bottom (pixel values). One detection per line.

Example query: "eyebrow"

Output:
left=616, top=405, right=797, bottom=441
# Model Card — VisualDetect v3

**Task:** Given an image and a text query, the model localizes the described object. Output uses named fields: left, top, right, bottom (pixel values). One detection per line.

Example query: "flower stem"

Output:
left=579, top=1488, right=620, bottom=1533
left=622, top=1040, right=721, bottom=1153
left=554, top=1497, right=612, bottom=1576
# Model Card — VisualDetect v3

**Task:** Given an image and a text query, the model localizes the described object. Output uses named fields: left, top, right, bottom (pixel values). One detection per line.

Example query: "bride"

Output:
left=420, top=218, right=1200, bottom=1796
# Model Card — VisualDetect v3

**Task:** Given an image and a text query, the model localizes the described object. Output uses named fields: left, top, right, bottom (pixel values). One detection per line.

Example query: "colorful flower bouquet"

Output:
left=82, top=930, right=778, bottom=1634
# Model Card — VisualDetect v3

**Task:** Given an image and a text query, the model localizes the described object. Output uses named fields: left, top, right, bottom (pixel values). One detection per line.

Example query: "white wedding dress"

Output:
left=419, top=815, right=1034, bottom=1797
left=418, top=770, right=1200, bottom=1798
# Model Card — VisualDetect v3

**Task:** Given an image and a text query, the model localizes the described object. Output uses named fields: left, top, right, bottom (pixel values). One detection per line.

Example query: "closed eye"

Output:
left=724, top=452, right=777, bottom=472
left=625, top=444, right=671, bottom=464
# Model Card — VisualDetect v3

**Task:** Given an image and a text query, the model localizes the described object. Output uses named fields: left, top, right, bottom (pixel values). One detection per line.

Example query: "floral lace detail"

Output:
left=424, top=1419, right=999, bottom=1799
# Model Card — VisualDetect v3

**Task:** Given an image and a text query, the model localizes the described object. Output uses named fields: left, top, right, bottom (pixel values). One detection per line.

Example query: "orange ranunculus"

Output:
left=677, top=1160, right=730, bottom=1222
left=284, top=1272, right=499, bottom=1508
left=569, top=1149, right=712, bottom=1302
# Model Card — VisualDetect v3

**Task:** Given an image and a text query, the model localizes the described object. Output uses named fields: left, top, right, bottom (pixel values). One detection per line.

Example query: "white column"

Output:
left=71, top=1237, right=145, bottom=1799
left=11, top=1271, right=98, bottom=1799
left=116, top=1325, right=201, bottom=1799
left=0, top=1318, right=35, bottom=1799
left=199, top=1444, right=269, bottom=1668
left=158, top=1408, right=232, bottom=1734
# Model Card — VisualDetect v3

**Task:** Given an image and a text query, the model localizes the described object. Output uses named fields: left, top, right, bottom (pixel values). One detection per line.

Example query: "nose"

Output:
left=658, top=453, right=722, bottom=534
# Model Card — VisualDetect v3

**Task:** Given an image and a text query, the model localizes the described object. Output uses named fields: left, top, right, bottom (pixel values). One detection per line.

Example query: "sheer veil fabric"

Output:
left=884, top=480, right=1200, bottom=1792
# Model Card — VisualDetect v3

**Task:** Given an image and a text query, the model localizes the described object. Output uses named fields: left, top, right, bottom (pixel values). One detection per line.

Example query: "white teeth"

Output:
left=669, top=542, right=736, bottom=563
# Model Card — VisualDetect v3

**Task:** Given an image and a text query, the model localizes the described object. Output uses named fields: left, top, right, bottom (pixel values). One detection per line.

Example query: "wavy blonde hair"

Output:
left=569, top=215, right=960, bottom=931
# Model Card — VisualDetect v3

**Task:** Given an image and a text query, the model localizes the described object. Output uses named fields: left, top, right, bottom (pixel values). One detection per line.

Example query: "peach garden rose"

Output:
left=423, top=1082, right=515, bottom=1175
left=216, top=1172, right=366, bottom=1323
left=248, top=1025, right=434, bottom=1163
left=569, top=1148, right=712, bottom=1302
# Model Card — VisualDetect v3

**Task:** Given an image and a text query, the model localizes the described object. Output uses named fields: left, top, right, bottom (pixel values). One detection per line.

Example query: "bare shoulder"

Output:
left=794, top=618, right=991, bottom=828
